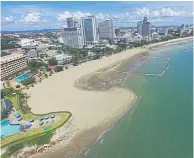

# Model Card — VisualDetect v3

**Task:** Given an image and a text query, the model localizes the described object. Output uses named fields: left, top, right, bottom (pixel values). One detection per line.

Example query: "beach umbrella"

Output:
left=29, top=119, right=34, bottom=122
left=39, top=121, right=44, bottom=126
left=15, top=113, right=20, bottom=118
left=25, top=123, right=32, bottom=128
left=50, top=115, right=55, bottom=118
left=17, top=117, right=22, bottom=121
left=39, top=117, right=44, bottom=121
left=44, top=116, right=49, bottom=120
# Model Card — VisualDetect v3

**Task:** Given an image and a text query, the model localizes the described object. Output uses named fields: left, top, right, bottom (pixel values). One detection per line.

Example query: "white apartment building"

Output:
left=0, top=54, right=27, bottom=79
left=19, top=38, right=39, bottom=47
left=61, top=27, right=84, bottom=48
left=98, top=20, right=114, bottom=40
left=54, top=54, right=72, bottom=64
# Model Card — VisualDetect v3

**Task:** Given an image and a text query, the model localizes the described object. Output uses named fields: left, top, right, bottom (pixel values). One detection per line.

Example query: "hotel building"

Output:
left=1, top=54, right=28, bottom=79
left=137, top=17, right=151, bottom=38
left=81, top=16, right=98, bottom=46
left=98, top=20, right=114, bottom=40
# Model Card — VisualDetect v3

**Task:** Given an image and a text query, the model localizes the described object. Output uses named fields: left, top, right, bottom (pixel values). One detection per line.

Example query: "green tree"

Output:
left=48, top=57, right=58, bottom=66
left=72, top=55, right=79, bottom=66
left=93, top=53, right=100, bottom=60
left=104, top=47, right=113, bottom=55
left=21, top=78, right=35, bottom=86
left=55, top=66, right=63, bottom=72
left=28, top=59, right=45, bottom=68
left=1, top=51, right=9, bottom=57
left=1, top=37, right=21, bottom=50
left=39, top=54, right=45, bottom=59
left=1, top=88, right=17, bottom=97
left=46, top=67, right=51, bottom=72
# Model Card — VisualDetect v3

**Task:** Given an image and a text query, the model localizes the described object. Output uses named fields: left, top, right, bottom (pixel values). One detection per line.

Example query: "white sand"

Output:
left=26, top=47, right=145, bottom=132
left=26, top=37, right=193, bottom=133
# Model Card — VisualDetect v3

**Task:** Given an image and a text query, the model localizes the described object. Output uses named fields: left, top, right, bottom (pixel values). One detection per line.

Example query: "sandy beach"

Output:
left=26, top=36, right=192, bottom=158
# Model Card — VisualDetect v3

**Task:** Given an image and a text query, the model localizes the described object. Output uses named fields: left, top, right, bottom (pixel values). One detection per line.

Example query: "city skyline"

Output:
left=2, top=1, right=194, bottom=31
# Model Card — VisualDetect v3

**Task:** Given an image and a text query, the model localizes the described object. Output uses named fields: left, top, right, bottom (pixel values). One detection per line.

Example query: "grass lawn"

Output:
left=1, top=94, right=71, bottom=148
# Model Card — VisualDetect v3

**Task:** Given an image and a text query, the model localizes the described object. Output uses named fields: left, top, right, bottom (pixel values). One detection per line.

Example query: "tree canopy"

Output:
left=21, top=77, right=35, bottom=86
left=54, top=66, right=63, bottom=72
left=48, top=57, right=58, bottom=66
left=1, top=51, right=9, bottom=57
left=1, top=37, right=21, bottom=50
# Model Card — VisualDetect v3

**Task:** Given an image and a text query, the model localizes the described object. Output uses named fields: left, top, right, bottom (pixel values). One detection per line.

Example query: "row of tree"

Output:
left=1, top=37, right=21, bottom=50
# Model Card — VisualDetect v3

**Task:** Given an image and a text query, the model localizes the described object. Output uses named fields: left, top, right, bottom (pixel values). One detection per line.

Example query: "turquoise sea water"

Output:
left=77, top=40, right=193, bottom=158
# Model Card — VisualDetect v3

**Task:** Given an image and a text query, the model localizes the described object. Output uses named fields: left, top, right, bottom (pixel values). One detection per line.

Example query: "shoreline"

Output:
left=26, top=36, right=192, bottom=158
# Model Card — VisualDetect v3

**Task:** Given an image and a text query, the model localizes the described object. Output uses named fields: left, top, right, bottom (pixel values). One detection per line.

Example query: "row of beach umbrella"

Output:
left=39, top=115, right=55, bottom=126
left=14, top=112, right=55, bottom=127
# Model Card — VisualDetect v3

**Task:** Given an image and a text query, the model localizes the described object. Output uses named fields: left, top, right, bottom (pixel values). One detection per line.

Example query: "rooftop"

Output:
left=0, top=53, right=25, bottom=64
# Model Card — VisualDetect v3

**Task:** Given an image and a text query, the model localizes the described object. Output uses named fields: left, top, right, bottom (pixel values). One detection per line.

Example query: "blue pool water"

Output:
left=1, top=120, right=21, bottom=137
left=15, top=72, right=34, bottom=82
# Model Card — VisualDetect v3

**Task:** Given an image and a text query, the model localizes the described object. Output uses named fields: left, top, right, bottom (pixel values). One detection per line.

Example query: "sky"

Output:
left=1, top=1, right=193, bottom=31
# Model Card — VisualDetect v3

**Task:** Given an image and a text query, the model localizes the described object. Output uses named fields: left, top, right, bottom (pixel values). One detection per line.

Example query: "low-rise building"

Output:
left=46, top=50, right=58, bottom=57
left=54, top=54, right=72, bottom=64
left=19, top=38, right=39, bottom=47
left=0, top=54, right=27, bottom=79
left=106, top=44, right=118, bottom=50
left=158, top=29, right=168, bottom=37
left=27, top=49, right=38, bottom=59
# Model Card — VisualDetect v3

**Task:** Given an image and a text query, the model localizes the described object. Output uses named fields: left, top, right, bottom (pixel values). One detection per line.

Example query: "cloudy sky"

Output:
left=2, top=1, right=193, bottom=31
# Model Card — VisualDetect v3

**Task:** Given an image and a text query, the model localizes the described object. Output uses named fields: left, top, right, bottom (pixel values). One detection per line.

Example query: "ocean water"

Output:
left=77, top=40, right=193, bottom=158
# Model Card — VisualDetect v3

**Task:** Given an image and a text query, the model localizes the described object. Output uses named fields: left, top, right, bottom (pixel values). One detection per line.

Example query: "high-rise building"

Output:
left=66, top=17, right=78, bottom=27
left=81, top=16, right=97, bottom=46
left=181, top=24, right=185, bottom=29
left=115, top=28, right=120, bottom=36
left=61, top=27, right=84, bottom=48
left=0, top=54, right=27, bottom=79
left=137, top=21, right=143, bottom=35
left=137, top=17, right=151, bottom=37
left=98, top=20, right=114, bottom=40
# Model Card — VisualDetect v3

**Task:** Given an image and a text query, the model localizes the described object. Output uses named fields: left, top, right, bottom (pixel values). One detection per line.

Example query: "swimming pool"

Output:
left=1, top=120, right=21, bottom=137
left=15, top=72, right=34, bottom=82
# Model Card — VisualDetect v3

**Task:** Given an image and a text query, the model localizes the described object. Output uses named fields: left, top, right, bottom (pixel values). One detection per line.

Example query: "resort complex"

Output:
left=1, top=1, right=193, bottom=158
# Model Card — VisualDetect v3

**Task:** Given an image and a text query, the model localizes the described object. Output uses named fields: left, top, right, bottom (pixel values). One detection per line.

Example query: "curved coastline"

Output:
left=27, top=37, right=192, bottom=158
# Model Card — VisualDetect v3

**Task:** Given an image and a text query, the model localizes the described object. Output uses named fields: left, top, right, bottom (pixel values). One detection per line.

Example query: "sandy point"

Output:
left=25, top=48, right=145, bottom=132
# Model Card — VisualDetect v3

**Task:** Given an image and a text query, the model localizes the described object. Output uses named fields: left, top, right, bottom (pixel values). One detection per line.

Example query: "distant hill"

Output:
left=1, top=29, right=61, bottom=34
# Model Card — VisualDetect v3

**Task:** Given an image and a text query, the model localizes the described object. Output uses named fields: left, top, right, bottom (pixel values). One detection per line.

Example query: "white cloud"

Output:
left=136, top=7, right=150, bottom=16
left=135, top=7, right=186, bottom=18
left=2, top=16, right=15, bottom=23
left=151, top=11, right=160, bottom=17
left=56, top=11, right=72, bottom=22
left=22, top=11, right=41, bottom=23
left=73, top=11, right=91, bottom=19
left=160, top=8, right=185, bottom=17
left=96, top=13, right=110, bottom=21
left=56, top=11, right=91, bottom=22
